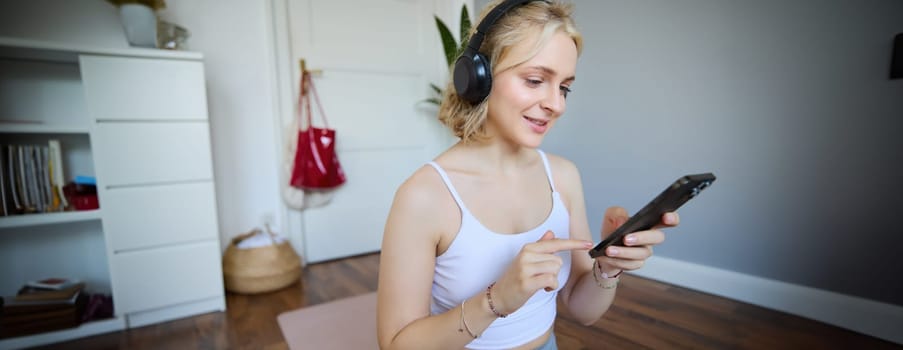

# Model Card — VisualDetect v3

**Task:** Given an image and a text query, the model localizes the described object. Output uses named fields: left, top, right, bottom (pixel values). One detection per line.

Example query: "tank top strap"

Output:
left=426, top=162, right=468, bottom=210
left=536, top=149, right=557, bottom=193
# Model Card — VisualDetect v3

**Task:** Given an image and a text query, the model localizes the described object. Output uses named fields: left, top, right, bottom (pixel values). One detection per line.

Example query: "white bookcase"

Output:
left=0, top=37, right=224, bottom=349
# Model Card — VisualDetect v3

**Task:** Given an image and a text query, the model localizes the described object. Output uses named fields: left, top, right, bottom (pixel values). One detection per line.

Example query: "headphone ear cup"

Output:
left=454, top=51, right=492, bottom=104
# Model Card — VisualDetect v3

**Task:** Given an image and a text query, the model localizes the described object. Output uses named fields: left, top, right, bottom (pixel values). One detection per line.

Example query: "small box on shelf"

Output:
left=1, top=278, right=116, bottom=341
left=1, top=281, right=86, bottom=339
left=63, top=177, right=98, bottom=211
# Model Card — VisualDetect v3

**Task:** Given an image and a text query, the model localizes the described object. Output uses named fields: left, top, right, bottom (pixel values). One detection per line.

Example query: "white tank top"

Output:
left=427, top=150, right=571, bottom=350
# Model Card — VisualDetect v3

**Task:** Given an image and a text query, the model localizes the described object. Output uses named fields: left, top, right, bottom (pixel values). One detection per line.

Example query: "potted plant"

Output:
left=107, top=0, right=167, bottom=48
left=426, top=4, right=472, bottom=106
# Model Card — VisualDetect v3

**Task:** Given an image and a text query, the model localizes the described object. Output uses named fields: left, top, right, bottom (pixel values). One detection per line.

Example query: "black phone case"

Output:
left=588, top=173, right=716, bottom=258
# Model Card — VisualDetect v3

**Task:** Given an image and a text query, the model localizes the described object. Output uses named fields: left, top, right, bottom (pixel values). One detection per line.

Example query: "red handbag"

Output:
left=290, top=72, right=346, bottom=189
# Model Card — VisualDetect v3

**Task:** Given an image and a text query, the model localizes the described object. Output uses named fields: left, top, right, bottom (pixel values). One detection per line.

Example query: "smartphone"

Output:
left=588, top=173, right=716, bottom=258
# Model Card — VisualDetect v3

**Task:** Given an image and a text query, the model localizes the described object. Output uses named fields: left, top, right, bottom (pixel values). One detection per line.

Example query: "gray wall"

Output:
left=477, top=0, right=903, bottom=306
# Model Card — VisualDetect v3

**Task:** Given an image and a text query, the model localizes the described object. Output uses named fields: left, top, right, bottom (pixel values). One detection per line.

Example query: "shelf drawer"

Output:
left=104, top=182, right=218, bottom=252
left=80, top=55, right=208, bottom=121
left=112, top=241, right=223, bottom=314
left=94, top=122, right=213, bottom=186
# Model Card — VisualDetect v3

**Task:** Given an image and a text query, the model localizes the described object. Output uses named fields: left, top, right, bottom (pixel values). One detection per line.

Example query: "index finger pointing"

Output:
left=531, top=238, right=593, bottom=253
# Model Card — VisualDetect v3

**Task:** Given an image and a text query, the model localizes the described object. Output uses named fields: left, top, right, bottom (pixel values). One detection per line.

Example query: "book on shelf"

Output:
left=4, top=279, right=82, bottom=307
left=26, top=145, right=42, bottom=213
left=38, top=147, right=49, bottom=211
left=2, top=280, right=83, bottom=316
left=2, top=296, right=79, bottom=314
left=48, top=139, right=68, bottom=210
left=0, top=289, right=87, bottom=339
left=0, top=145, right=7, bottom=216
left=16, top=145, right=32, bottom=213
left=5, top=145, right=21, bottom=214
left=26, top=145, right=40, bottom=212
left=24, top=278, right=83, bottom=292
left=0, top=309, right=81, bottom=339
left=7, top=288, right=81, bottom=306
left=1, top=307, right=78, bottom=327
left=28, top=145, right=45, bottom=213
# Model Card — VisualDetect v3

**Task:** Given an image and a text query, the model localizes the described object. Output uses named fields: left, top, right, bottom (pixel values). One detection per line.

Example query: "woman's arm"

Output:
left=377, top=168, right=496, bottom=350
left=552, top=157, right=618, bottom=325
left=552, top=156, right=678, bottom=325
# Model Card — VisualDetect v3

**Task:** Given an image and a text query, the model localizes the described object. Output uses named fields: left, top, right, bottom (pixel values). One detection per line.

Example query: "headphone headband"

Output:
left=466, top=0, right=543, bottom=52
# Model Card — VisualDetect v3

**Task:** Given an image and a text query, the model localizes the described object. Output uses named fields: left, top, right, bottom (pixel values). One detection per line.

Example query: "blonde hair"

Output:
left=438, top=0, right=583, bottom=143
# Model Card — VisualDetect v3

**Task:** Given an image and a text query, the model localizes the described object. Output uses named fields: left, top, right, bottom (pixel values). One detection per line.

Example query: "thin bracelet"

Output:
left=593, top=260, right=620, bottom=289
left=486, top=282, right=508, bottom=318
left=459, top=300, right=479, bottom=338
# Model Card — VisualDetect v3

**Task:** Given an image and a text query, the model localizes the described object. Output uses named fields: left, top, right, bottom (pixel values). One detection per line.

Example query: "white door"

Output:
left=273, top=0, right=463, bottom=262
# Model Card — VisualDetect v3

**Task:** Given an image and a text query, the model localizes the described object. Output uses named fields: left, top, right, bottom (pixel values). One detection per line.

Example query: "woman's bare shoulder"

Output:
left=395, top=165, right=445, bottom=204
left=389, top=164, right=454, bottom=224
left=542, top=151, right=582, bottom=186
left=383, top=164, right=460, bottom=257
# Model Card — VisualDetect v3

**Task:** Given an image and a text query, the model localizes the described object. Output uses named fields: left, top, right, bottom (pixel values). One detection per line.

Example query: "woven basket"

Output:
left=222, top=227, right=303, bottom=294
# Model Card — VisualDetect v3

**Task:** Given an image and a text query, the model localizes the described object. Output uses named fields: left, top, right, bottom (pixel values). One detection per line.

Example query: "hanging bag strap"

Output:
left=297, top=71, right=331, bottom=131
left=296, top=72, right=310, bottom=130
left=297, top=71, right=331, bottom=175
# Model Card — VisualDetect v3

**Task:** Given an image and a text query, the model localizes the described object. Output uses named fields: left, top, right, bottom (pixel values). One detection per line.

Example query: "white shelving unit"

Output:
left=0, top=36, right=224, bottom=349
left=0, top=124, right=91, bottom=134
left=0, top=210, right=102, bottom=229
left=0, top=318, right=125, bottom=350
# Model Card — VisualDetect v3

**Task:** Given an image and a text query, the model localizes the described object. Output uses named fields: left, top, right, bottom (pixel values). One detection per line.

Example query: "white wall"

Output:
left=156, top=1, right=285, bottom=251
left=0, top=0, right=128, bottom=49
left=553, top=0, right=903, bottom=307
left=470, top=0, right=903, bottom=343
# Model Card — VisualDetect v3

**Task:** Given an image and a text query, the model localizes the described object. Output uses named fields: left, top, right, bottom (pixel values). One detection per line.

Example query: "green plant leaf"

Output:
left=459, top=4, right=471, bottom=55
left=435, top=16, right=458, bottom=67
left=422, top=5, right=474, bottom=110
left=430, top=83, right=443, bottom=95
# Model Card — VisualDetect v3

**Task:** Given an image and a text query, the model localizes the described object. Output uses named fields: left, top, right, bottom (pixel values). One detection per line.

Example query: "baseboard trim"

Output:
left=629, top=256, right=903, bottom=345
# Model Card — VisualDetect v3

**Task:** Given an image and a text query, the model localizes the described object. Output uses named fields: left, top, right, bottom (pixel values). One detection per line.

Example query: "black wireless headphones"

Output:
left=453, top=0, right=546, bottom=104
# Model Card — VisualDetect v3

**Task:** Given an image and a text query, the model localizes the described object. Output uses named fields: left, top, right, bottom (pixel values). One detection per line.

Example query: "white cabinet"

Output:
left=111, top=241, right=223, bottom=317
left=102, top=183, right=219, bottom=251
left=80, top=55, right=208, bottom=121
left=0, top=37, right=224, bottom=348
left=93, top=122, right=214, bottom=185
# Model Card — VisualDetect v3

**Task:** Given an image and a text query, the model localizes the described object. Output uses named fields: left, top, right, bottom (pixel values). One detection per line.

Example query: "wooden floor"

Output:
left=34, top=253, right=900, bottom=350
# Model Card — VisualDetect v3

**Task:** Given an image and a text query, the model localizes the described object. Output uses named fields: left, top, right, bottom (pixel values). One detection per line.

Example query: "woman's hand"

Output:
left=594, top=206, right=679, bottom=275
left=490, top=231, right=592, bottom=315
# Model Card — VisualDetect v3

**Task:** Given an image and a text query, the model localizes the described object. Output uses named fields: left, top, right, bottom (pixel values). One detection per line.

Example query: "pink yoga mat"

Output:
left=277, top=292, right=378, bottom=349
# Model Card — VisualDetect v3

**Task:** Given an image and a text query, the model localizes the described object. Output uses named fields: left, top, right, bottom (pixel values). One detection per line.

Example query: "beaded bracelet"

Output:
left=486, top=282, right=508, bottom=318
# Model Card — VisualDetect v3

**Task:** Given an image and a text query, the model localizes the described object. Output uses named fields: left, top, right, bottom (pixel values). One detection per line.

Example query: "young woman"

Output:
left=377, top=1, right=679, bottom=349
